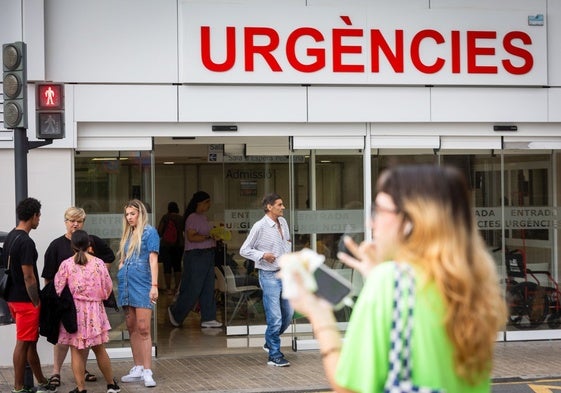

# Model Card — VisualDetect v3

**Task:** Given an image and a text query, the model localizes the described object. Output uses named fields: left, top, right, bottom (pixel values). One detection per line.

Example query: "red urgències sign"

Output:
left=200, top=18, right=533, bottom=76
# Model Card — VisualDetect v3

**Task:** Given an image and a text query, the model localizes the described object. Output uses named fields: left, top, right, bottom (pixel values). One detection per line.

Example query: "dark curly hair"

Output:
left=16, top=197, right=41, bottom=221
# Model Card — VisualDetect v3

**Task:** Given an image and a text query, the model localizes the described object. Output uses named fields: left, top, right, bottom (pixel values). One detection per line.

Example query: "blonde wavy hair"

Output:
left=118, top=199, right=149, bottom=262
left=379, top=165, right=507, bottom=385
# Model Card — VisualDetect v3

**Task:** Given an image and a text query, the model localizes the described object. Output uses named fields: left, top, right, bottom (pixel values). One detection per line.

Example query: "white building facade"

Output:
left=1, top=0, right=561, bottom=366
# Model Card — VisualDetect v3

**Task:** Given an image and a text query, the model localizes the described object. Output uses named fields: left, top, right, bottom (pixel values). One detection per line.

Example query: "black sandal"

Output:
left=84, top=370, right=97, bottom=382
left=48, top=374, right=61, bottom=387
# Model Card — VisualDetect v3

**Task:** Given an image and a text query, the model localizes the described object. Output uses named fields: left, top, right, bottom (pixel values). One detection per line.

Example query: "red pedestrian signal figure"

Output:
left=37, top=83, right=63, bottom=109
left=36, top=83, right=65, bottom=139
left=44, top=86, right=55, bottom=106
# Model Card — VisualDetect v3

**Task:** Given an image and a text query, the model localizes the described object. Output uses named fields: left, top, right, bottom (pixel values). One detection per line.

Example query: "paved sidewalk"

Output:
left=492, top=340, right=561, bottom=381
left=1, top=340, right=560, bottom=393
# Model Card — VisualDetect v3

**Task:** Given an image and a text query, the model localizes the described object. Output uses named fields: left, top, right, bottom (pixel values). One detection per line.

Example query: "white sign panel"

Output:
left=475, top=207, right=560, bottom=230
left=180, top=3, right=547, bottom=85
left=295, top=210, right=364, bottom=235
left=84, top=214, right=153, bottom=239
left=224, top=209, right=266, bottom=230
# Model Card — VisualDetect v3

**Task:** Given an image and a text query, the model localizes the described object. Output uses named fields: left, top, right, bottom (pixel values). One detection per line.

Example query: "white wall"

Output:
left=44, top=0, right=177, bottom=83
left=2, top=0, right=559, bottom=135
left=308, top=86, right=430, bottom=122
left=430, top=87, right=548, bottom=122
left=179, top=85, right=308, bottom=122
left=548, top=0, right=561, bottom=87
left=0, top=148, right=73, bottom=366
left=0, top=0, right=45, bottom=82
left=56, top=83, right=561, bottom=125
left=0, top=148, right=74, bottom=257
left=38, top=0, right=559, bottom=86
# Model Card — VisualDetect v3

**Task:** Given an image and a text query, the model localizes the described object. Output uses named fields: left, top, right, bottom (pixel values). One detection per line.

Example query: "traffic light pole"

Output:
left=13, top=126, right=52, bottom=205
left=6, top=41, right=53, bottom=390
left=13, top=127, right=52, bottom=389
left=14, top=128, right=28, bottom=205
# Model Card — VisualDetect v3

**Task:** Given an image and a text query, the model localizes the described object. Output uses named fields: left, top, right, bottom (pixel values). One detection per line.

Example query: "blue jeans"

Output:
left=171, top=248, right=217, bottom=323
left=259, top=269, right=293, bottom=359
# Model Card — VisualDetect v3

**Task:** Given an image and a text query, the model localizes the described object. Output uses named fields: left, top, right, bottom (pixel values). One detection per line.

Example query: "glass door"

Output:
left=153, top=139, right=293, bottom=336
left=501, top=154, right=561, bottom=338
left=220, top=145, right=291, bottom=335
left=75, top=150, right=154, bottom=348
left=290, top=146, right=365, bottom=348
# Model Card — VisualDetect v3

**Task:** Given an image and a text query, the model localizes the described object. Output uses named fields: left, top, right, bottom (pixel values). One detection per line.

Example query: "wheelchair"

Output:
left=505, top=249, right=561, bottom=329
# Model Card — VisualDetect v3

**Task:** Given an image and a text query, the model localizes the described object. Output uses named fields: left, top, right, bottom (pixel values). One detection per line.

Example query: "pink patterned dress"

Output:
left=54, top=255, right=113, bottom=349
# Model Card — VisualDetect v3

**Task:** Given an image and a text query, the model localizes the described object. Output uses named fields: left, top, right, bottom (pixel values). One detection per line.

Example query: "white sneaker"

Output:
left=201, top=319, right=222, bottom=328
left=142, top=369, right=156, bottom=387
left=121, top=365, right=144, bottom=382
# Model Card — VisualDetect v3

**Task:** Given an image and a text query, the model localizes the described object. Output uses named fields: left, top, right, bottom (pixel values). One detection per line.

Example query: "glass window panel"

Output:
left=75, top=150, right=154, bottom=346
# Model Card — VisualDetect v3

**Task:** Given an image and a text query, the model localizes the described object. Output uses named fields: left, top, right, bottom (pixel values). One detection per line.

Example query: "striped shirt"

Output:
left=239, top=214, right=291, bottom=271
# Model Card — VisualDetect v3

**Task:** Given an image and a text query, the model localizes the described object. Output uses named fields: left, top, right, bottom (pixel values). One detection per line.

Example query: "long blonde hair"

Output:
left=379, top=165, right=507, bottom=384
left=118, top=199, right=149, bottom=262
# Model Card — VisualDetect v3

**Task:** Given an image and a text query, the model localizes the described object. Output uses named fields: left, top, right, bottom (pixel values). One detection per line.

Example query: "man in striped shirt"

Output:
left=240, top=193, right=293, bottom=367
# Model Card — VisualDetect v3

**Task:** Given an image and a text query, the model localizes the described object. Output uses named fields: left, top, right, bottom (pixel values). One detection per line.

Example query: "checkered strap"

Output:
left=383, top=263, right=444, bottom=393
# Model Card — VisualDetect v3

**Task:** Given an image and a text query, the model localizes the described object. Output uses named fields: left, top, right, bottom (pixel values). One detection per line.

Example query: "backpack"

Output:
left=162, top=218, right=178, bottom=245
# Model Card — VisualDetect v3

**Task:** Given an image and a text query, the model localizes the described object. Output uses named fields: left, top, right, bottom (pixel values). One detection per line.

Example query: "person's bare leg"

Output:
left=91, top=344, right=115, bottom=384
left=135, top=308, right=153, bottom=370
left=26, top=342, right=48, bottom=384
left=52, top=343, right=70, bottom=376
left=70, top=346, right=86, bottom=392
left=13, top=340, right=29, bottom=390
left=124, top=307, right=141, bottom=366
left=83, top=347, right=97, bottom=381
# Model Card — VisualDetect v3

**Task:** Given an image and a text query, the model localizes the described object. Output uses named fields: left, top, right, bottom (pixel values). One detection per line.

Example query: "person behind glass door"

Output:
left=4, top=198, right=57, bottom=393
left=42, top=207, right=115, bottom=388
left=157, top=201, right=184, bottom=295
left=53, top=229, right=120, bottom=393
left=283, top=164, right=507, bottom=392
left=239, top=193, right=293, bottom=367
left=168, top=191, right=222, bottom=328
left=117, top=199, right=159, bottom=387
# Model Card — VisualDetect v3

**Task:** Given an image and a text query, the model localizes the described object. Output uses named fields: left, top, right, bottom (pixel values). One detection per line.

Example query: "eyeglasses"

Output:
left=65, top=219, right=84, bottom=224
left=371, top=203, right=399, bottom=218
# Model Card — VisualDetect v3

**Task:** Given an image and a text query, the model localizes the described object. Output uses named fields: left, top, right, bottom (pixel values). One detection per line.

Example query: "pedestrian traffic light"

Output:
left=36, top=83, right=65, bottom=139
left=2, top=41, right=27, bottom=129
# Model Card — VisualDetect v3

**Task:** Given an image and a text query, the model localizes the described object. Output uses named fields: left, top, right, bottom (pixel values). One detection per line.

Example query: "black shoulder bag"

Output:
left=0, top=234, right=22, bottom=300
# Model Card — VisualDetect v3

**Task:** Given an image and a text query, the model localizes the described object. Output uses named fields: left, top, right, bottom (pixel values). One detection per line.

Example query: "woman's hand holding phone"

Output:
left=337, top=236, right=378, bottom=278
left=284, top=264, right=334, bottom=320
left=313, top=264, right=353, bottom=310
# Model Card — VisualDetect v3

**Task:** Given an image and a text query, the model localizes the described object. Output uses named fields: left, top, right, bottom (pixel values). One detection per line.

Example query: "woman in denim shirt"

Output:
left=116, top=199, right=159, bottom=388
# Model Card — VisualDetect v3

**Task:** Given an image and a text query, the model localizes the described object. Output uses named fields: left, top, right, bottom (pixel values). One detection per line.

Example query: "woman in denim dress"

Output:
left=116, top=199, right=159, bottom=387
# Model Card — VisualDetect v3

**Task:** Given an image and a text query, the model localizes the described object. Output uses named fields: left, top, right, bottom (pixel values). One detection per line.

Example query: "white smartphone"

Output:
left=313, top=264, right=353, bottom=310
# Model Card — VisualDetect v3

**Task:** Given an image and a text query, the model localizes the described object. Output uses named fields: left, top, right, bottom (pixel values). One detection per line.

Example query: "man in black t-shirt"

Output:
left=41, top=207, right=115, bottom=388
left=4, top=197, right=57, bottom=393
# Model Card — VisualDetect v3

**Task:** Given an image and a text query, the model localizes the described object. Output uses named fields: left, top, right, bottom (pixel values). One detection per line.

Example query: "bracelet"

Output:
left=313, top=324, right=339, bottom=336
left=320, top=346, right=341, bottom=358
left=151, top=284, right=158, bottom=287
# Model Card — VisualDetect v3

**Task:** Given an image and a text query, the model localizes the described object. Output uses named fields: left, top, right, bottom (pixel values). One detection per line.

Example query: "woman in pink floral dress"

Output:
left=54, top=230, right=120, bottom=393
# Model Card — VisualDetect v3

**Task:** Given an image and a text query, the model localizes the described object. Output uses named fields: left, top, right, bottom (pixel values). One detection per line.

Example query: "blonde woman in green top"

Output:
left=285, top=165, right=507, bottom=392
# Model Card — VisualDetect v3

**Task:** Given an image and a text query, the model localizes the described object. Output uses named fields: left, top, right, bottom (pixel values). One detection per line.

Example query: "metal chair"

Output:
left=222, top=265, right=261, bottom=324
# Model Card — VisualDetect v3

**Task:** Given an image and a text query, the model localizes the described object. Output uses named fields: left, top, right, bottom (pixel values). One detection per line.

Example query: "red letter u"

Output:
left=201, top=26, right=236, bottom=72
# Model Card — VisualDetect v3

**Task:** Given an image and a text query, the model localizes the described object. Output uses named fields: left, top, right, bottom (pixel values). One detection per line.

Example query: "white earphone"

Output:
left=403, top=221, right=413, bottom=236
